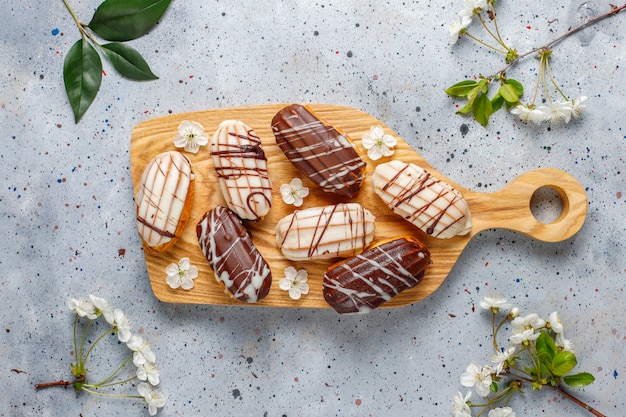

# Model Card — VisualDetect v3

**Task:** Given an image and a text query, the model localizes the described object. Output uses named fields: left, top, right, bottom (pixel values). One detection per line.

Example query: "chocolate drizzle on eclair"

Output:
left=210, top=120, right=273, bottom=221
left=271, top=104, right=366, bottom=198
left=196, top=206, right=272, bottom=303
left=323, top=236, right=431, bottom=314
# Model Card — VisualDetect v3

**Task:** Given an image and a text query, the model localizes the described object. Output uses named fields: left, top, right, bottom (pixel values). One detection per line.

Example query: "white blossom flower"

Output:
left=463, top=0, right=488, bottom=11
left=280, top=178, right=309, bottom=207
left=165, top=257, right=198, bottom=290
left=548, top=311, right=564, bottom=334
left=89, top=294, right=115, bottom=325
left=539, top=101, right=573, bottom=124
left=448, top=15, right=472, bottom=43
left=460, top=361, right=493, bottom=397
left=488, top=407, right=516, bottom=417
left=279, top=266, right=310, bottom=300
left=361, top=125, right=398, bottom=160
left=556, top=333, right=575, bottom=353
left=510, top=328, right=540, bottom=345
left=512, top=313, right=546, bottom=332
left=137, top=361, right=161, bottom=386
left=490, top=346, right=516, bottom=375
left=137, top=382, right=167, bottom=416
left=571, top=96, right=588, bottom=119
left=113, top=309, right=133, bottom=343
left=173, top=120, right=209, bottom=154
left=479, top=295, right=511, bottom=313
left=68, top=297, right=97, bottom=320
left=127, top=334, right=157, bottom=367
left=452, top=390, right=472, bottom=417
left=510, top=104, right=548, bottom=124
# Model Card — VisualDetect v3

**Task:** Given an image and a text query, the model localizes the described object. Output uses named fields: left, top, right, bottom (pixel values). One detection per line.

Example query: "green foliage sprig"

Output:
left=445, top=1, right=626, bottom=126
left=62, top=0, right=172, bottom=123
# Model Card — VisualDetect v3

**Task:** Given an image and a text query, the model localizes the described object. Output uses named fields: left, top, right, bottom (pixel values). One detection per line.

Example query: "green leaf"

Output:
left=100, top=43, right=158, bottom=80
left=472, top=93, right=493, bottom=126
left=477, top=79, right=489, bottom=94
left=536, top=330, right=558, bottom=360
left=491, top=93, right=504, bottom=112
left=563, top=372, right=595, bottom=388
left=505, top=79, right=524, bottom=97
left=445, top=80, right=478, bottom=97
left=499, top=83, right=519, bottom=103
left=88, top=0, right=172, bottom=42
left=63, top=39, right=103, bottom=123
left=456, top=100, right=474, bottom=115
left=552, top=351, right=577, bottom=376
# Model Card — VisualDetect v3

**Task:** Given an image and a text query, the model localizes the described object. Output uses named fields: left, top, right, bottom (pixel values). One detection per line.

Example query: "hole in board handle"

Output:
left=530, top=186, right=564, bottom=224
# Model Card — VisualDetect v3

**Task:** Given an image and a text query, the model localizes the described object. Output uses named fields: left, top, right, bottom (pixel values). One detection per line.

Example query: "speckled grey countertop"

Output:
left=1, top=1, right=624, bottom=416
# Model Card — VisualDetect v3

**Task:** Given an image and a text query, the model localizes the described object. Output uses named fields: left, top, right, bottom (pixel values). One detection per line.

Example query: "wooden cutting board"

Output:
left=130, top=104, right=587, bottom=309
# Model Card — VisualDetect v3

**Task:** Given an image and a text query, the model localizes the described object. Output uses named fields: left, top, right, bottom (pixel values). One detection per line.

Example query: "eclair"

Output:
left=372, top=160, right=472, bottom=239
left=210, top=120, right=272, bottom=221
left=135, top=151, right=195, bottom=252
left=275, top=203, right=376, bottom=261
left=271, top=104, right=366, bottom=198
left=323, top=236, right=431, bottom=314
left=196, top=206, right=272, bottom=303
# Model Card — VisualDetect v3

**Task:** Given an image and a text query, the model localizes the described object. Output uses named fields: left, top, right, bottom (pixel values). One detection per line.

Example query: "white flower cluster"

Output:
left=511, top=96, right=588, bottom=125
left=448, top=0, right=487, bottom=43
left=453, top=295, right=576, bottom=417
left=68, top=295, right=166, bottom=416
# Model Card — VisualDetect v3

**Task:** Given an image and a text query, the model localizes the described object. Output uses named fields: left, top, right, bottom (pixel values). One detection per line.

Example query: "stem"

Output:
left=83, top=327, right=114, bottom=364
left=544, top=53, right=570, bottom=101
left=80, top=386, right=142, bottom=399
left=62, top=0, right=101, bottom=45
left=551, top=385, right=607, bottom=417
left=93, top=354, right=133, bottom=387
left=87, top=375, right=137, bottom=389
left=34, top=380, right=74, bottom=389
left=490, top=4, right=507, bottom=48
left=478, top=12, right=509, bottom=51
left=490, top=3, right=626, bottom=78
left=464, top=32, right=508, bottom=54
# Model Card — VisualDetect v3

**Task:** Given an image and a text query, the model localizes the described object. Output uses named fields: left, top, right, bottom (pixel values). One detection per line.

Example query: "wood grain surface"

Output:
left=130, top=104, right=588, bottom=310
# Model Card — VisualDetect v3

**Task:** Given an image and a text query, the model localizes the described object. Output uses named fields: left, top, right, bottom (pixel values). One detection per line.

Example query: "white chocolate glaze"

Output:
left=372, top=160, right=471, bottom=239
left=275, top=203, right=376, bottom=261
left=135, top=151, right=194, bottom=251
left=210, top=120, right=272, bottom=221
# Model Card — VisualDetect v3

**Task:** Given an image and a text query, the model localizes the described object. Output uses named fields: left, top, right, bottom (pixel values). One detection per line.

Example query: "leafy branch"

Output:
left=62, top=0, right=172, bottom=123
left=445, top=1, right=626, bottom=126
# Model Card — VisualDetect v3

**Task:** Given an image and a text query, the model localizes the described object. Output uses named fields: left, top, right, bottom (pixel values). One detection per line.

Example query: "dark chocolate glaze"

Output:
left=323, top=237, right=431, bottom=314
left=196, top=206, right=271, bottom=303
left=271, top=104, right=366, bottom=198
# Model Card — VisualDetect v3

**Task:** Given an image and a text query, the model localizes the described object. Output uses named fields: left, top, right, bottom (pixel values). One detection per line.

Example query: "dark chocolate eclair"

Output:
left=196, top=206, right=271, bottom=303
left=271, top=104, right=366, bottom=198
left=323, top=236, right=431, bottom=314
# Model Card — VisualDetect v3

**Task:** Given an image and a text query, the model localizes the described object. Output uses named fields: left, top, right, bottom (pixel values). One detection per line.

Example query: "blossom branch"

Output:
left=491, top=3, right=626, bottom=79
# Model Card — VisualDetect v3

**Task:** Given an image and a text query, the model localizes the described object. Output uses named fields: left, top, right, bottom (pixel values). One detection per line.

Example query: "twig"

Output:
left=551, top=386, right=607, bottom=417
left=34, top=380, right=75, bottom=389
left=491, top=3, right=626, bottom=78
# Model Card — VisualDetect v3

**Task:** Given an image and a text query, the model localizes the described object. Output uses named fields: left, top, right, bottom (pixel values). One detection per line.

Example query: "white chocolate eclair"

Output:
left=210, top=120, right=272, bottom=221
left=372, top=160, right=471, bottom=239
left=135, top=151, right=195, bottom=252
left=275, top=203, right=376, bottom=261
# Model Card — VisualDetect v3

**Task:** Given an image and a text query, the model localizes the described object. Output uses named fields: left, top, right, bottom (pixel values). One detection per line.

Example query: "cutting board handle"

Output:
left=470, top=168, right=587, bottom=242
